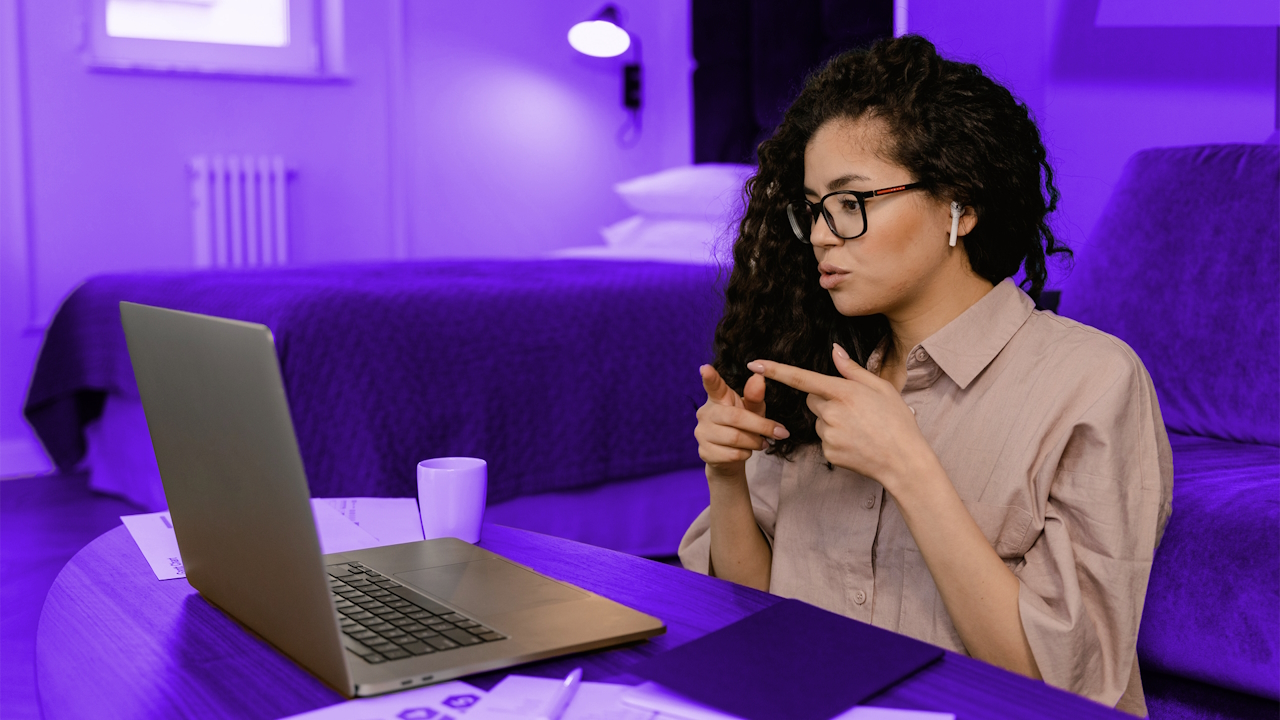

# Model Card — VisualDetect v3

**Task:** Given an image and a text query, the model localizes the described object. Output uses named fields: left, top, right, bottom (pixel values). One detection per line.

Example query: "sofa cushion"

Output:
left=1138, top=432, right=1280, bottom=700
left=1057, top=144, right=1279, bottom=446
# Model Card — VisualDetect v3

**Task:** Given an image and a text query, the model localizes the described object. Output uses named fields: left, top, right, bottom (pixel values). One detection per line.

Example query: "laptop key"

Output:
left=455, top=620, right=479, bottom=629
left=390, top=635, right=417, bottom=646
left=442, top=629, right=483, bottom=646
left=342, top=635, right=379, bottom=655
left=375, top=580, right=401, bottom=588
left=362, top=654, right=387, bottom=664
left=382, top=649, right=411, bottom=660
left=406, top=610, right=432, bottom=620
left=384, top=600, right=412, bottom=609
left=401, top=623, right=428, bottom=633
left=411, top=629, right=440, bottom=639
left=403, top=642, right=434, bottom=656
left=440, top=613, right=467, bottom=623
left=388, top=587, right=453, bottom=616
left=346, top=611, right=374, bottom=621
left=477, top=632, right=506, bottom=642
left=425, top=636, right=459, bottom=651
left=350, top=630, right=378, bottom=641
left=389, top=617, right=415, bottom=627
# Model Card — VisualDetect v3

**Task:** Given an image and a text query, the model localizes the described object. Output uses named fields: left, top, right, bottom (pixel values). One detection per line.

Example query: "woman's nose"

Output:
left=809, top=214, right=841, bottom=248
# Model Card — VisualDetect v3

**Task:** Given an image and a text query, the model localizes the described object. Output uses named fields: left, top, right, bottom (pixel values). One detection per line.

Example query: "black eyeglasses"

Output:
left=785, top=182, right=924, bottom=243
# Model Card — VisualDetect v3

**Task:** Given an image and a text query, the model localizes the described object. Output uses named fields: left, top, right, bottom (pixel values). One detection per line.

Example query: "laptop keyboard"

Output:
left=328, top=562, right=506, bottom=664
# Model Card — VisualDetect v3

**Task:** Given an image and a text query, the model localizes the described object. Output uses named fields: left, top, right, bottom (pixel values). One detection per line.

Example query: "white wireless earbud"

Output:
left=948, top=202, right=962, bottom=247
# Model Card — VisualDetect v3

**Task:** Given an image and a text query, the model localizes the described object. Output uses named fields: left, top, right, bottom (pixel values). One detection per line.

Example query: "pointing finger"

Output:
left=746, top=360, right=841, bottom=399
left=700, top=365, right=736, bottom=406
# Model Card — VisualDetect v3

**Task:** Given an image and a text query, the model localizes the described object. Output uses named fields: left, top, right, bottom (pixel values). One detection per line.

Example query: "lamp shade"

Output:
left=568, top=9, right=631, bottom=57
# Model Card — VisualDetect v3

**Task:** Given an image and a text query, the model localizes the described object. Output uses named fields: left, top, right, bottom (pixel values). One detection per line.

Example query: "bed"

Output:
left=24, top=259, right=724, bottom=557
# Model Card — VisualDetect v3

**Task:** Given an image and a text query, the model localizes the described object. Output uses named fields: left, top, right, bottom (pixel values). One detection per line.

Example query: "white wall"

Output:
left=404, top=1, right=693, bottom=258
left=908, top=0, right=1277, bottom=293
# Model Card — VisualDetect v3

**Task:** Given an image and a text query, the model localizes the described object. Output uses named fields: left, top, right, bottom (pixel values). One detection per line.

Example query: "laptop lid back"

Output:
left=120, top=301, right=351, bottom=695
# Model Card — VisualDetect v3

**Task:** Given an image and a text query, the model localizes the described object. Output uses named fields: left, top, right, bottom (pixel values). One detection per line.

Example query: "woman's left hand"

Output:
left=747, top=345, right=930, bottom=494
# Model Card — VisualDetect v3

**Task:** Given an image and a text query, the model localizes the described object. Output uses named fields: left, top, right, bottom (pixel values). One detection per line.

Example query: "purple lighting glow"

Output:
left=0, top=1, right=1277, bottom=718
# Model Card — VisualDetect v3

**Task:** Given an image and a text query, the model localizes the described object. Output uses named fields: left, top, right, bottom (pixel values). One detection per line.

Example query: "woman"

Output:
left=680, top=36, right=1172, bottom=716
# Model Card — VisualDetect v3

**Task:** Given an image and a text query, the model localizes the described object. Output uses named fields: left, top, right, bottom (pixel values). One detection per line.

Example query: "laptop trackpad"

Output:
left=395, top=559, right=587, bottom=617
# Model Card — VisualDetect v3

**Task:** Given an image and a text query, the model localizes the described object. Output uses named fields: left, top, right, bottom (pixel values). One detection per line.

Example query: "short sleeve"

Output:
left=1016, top=347, right=1174, bottom=708
left=677, top=450, right=784, bottom=575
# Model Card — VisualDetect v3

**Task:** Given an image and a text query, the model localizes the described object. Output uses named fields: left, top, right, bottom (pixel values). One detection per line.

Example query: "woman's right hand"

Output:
left=695, top=365, right=790, bottom=482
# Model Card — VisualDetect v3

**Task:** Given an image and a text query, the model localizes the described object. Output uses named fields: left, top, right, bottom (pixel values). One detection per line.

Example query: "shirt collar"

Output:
left=919, top=278, right=1034, bottom=390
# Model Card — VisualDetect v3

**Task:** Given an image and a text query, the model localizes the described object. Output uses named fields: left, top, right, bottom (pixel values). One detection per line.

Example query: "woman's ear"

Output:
left=948, top=202, right=978, bottom=247
left=956, top=204, right=978, bottom=237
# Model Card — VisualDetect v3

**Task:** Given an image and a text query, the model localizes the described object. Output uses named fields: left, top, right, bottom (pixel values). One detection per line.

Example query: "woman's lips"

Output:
left=818, top=262, right=849, bottom=289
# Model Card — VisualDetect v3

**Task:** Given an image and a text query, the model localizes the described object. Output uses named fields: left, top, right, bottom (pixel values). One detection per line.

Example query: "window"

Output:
left=85, top=0, right=345, bottom=79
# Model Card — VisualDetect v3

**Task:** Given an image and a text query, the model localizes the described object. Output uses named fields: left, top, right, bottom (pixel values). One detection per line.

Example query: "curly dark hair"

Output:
left=714, top=34, right=1070, bottom=458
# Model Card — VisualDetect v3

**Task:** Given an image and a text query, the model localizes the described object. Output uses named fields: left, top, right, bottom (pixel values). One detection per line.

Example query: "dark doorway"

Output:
left=692, top=0, right=895, bottom=164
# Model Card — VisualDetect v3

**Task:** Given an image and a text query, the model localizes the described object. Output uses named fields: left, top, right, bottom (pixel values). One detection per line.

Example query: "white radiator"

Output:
left=189, top=155, right=291, bottom=269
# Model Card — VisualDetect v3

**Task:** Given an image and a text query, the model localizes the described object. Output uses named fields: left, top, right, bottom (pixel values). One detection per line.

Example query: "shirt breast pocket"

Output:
left=960, top=499, right=1035, bottom=559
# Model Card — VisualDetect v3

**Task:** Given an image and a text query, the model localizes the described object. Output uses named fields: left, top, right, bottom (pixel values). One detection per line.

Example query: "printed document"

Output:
left=279, top=680, right=485, bottom=719
left=122, top=497, right=422, bottom=581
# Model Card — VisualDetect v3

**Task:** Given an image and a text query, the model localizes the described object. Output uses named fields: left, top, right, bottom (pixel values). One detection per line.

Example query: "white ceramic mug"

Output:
left=416, top=457, right=487, bottom=544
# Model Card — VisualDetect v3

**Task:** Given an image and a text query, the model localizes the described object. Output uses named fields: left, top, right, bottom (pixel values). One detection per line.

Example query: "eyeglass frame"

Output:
left=786, top=182, right=926, bottom=243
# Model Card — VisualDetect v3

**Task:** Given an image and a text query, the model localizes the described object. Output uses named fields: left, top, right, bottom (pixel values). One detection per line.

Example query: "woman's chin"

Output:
left=827, top=288, right=882, bottom=318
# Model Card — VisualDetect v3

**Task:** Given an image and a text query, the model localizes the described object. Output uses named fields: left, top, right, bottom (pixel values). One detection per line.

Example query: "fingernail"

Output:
left=833, top=344, right=849, bottom=360
left=773, top=426, right=790, bottom=439
left=747, top=361, right=765, bottom=373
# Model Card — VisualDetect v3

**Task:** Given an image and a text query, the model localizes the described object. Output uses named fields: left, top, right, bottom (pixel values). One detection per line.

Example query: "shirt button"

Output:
left=863, top=496, right=875, bottom=509
left=913, top=348, right=929, bottom=363
left=854, top=590, right=867, bottom=605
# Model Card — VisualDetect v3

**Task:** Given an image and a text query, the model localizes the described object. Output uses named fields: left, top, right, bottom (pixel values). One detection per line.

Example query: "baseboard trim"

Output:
left=0, top=437, right=53, bottom=479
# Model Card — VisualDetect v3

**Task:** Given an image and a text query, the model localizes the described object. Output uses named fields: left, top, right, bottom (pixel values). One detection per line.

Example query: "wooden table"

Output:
left=37, top=524, right=1125, bottom=719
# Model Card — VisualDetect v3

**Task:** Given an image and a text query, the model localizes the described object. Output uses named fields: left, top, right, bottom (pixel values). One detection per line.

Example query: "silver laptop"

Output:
left=120, top=301, right=665, bottom=697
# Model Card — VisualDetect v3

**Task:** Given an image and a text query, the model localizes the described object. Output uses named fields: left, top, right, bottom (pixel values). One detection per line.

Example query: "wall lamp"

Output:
left=569, top=4, right=642, bottom=144
left=568, top=5, right=631, bottom=57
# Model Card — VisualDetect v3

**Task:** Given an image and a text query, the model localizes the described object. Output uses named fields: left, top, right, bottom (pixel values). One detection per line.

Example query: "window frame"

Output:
left=82, top=0, right=346, bottom=80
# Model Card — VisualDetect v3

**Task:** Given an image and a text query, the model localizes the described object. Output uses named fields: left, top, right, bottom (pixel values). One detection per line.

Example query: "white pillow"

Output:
left=565, top=214, right=732, bottom=264
left=613, top=164, right=754, bottom=220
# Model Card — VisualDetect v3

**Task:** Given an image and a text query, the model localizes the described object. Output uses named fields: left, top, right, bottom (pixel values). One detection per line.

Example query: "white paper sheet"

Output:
left=319, top=497, right=424, bottom=545
left=120, top=511, right=185, bottom=580
left=121, top=497, right=421, bottom=580
left=466, top=675, right=656, bottom=720
left=279, top=680, right=486, bottom=719
left=621, top=682, right=955, bottom=720
left=311, top=499, right=383, bottom=554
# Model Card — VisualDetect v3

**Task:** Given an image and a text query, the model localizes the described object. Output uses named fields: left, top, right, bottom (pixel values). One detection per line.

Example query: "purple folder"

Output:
left=629, top=598, right=944, bottom=720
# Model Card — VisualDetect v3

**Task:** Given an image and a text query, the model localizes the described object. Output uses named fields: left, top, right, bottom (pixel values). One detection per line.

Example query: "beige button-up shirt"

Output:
left=679, top=279, right=1174, bottom=716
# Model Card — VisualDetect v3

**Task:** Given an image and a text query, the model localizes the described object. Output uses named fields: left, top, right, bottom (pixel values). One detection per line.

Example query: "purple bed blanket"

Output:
left=25, top=260, right=723, bottom=503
